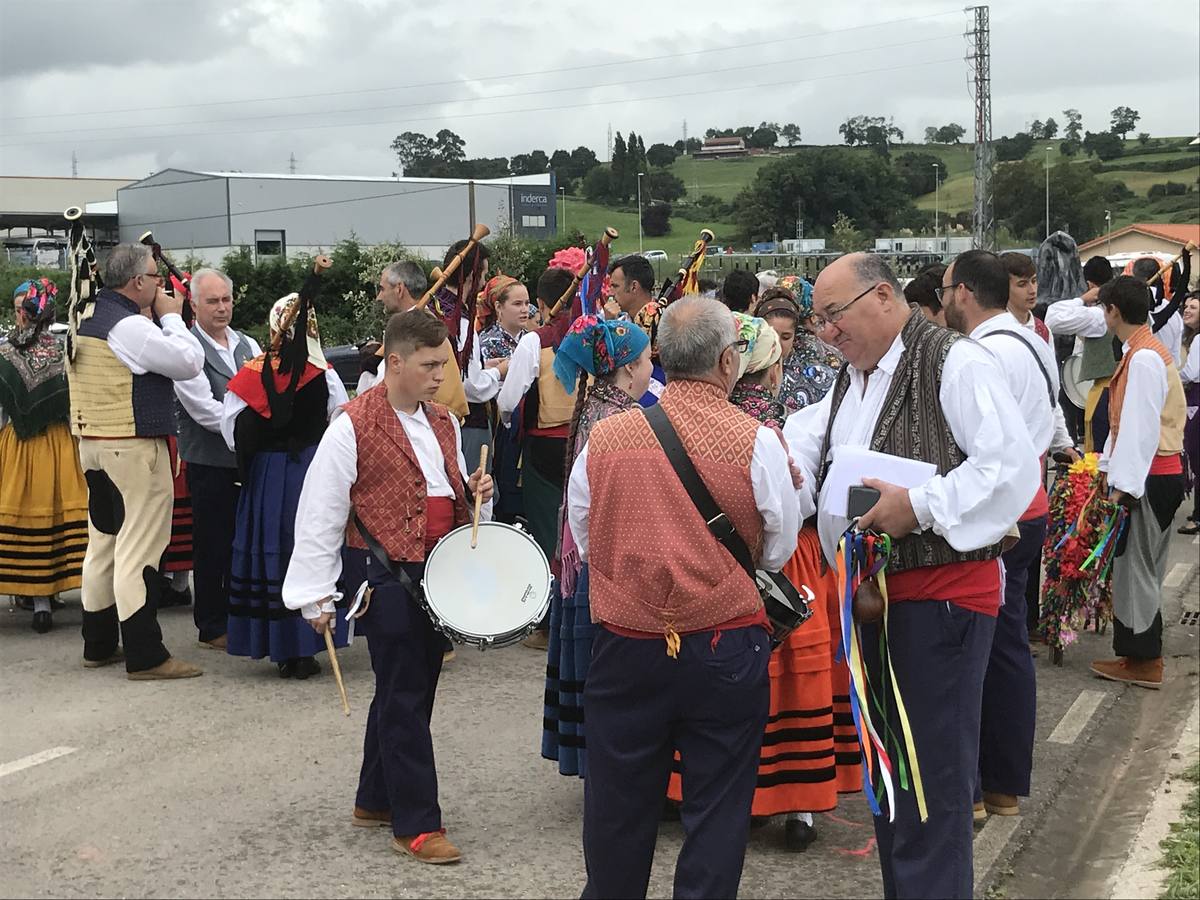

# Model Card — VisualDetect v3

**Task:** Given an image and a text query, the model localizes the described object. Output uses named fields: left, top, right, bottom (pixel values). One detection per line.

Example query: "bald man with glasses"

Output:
left=784, top=253, right=1039, bottom=899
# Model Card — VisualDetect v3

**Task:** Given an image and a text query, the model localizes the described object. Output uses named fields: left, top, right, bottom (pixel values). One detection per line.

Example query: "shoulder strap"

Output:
left=352, top=512, right=423, bottom=599
left=980, top=329, right=1056, bottom=408
left=642, top=404, right=757, bottom=582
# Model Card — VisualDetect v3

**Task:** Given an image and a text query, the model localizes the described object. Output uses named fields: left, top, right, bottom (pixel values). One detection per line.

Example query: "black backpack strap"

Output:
left=352, top=511, right=422, bottom=599
left=642, top=404, right=757, bottom=582
left=980, top=329, right=1057, bottom=408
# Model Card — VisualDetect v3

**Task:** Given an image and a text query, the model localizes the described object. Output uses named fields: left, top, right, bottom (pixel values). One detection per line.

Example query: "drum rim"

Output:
left=1062, top=354, right=1093, bottom=410
left=422, top=520, right=551, bottom=642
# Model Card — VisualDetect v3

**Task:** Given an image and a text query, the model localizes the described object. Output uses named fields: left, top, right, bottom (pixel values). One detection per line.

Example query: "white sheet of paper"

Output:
left=823, top=446, right=938, bottom=518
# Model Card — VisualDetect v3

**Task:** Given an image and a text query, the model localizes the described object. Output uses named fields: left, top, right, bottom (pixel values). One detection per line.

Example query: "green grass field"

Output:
left=560, top=197, right=736, bottom=271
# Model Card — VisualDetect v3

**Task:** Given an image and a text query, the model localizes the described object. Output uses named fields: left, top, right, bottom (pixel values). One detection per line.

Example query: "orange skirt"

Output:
left=667, top=527, right=862, bottom=815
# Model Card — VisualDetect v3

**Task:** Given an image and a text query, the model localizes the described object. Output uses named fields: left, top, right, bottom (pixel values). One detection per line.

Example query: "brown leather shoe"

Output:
left=521, top=629, right=549, bottom=651
left=442, top=648, right=456, bottom=664
left=127, top=657, right=203, bottom=680
left=983, top=792, right=1019, bottom=815
left=83, top=648, right=125, bottom=668
left=973, top=802, right=988, bottom=825
left=351, top=807, right=390, bottom=828
left=1090, top=656, right=1163, bottom=689
left=198, top=634, right=227, bottom=650
left=392, top=830, right=461, bottom=864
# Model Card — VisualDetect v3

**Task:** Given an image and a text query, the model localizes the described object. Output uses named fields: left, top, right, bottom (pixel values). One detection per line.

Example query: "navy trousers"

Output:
left=861, top=599, right=996, bottom=900
left=353, top=558, right=445, bottom=838
left=979, top=517, right=1044, bottom=799
left=186, top=463, right=240, bottom=643
left=581, top=624, right=770, bottom=900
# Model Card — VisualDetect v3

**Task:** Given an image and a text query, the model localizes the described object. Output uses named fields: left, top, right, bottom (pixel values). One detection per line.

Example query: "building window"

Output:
left=255, top=229, right=285, bottom=258
left=520, top=215, right=547, bottom=228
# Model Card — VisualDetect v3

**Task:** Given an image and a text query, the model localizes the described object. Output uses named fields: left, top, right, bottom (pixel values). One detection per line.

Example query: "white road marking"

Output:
left=973, top=813, right=1022, bottom=894
left=1164, top=563, right=1193, bottom=589
left=0, top=746, right=77, bottom=779
left=1048, top=690, right=1107, bottom=745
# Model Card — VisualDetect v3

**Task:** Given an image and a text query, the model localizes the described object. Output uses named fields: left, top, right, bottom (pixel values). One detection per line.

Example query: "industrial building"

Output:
left=116, top=170, right=557, bottom=264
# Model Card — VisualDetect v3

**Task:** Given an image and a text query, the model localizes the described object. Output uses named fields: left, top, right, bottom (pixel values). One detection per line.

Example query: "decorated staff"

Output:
left=63, top=206, right=102, bottom=360
left=548, top=227, right=619, bottom=319
left=660, top=228, right=715, bottom=306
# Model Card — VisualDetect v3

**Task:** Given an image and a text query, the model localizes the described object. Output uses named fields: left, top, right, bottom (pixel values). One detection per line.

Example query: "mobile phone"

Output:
left=847, top=485, right=881, bottom=519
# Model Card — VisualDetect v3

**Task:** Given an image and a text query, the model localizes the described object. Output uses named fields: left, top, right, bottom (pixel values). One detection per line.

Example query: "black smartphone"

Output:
left=847, top=485, right=881, bottom=519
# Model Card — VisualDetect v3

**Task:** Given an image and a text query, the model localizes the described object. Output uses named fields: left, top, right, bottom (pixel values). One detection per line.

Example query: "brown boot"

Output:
left=351, top=807, right=390, bottom=828
left=973, top=802, right=988, bottom=826
left=392, top=829, right=461, bottom=864
left=83, top=648, right=125, bottom=668
left=127, top=657, right=204, bottom=681
left=198, top=634, right=227, bottom=650
left=521, top=629, right=549, bottom=651
left=1090, top=656, right=1163, bottom=689
left=983, top=792, right=1019, bottom=815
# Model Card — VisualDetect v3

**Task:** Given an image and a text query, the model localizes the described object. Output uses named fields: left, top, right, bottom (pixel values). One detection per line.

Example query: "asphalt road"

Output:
left=2, top=518, right=1197, bottom=899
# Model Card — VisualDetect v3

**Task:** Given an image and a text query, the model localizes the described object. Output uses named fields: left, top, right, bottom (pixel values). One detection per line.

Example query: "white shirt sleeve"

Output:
left=1050, top=403, right=1075, bottom=453
left=907, top=341, right=1040, bottom=550
left=325, top=367, right=349, bottom=421
left=282, top=414, right=357, bottom=619
left=1044, top=297, right=1107, bottom=339
left=752, top=426, right=801, bottom=571
left=1103, top=349, right=1169, bottom=498
left=782, top=389, right=834, bottom=482
left=220, top=390, right=247, bottom=453
left=107, top=312, right=205, bottom=380
left=174, top=371, right=224, bottom=432
left=355, top=368, right=377, bottom=396
left=1180, top=338, right=1199, bottom=384
left=461, top=337, right=501, bottom=404
left=497, top=332, right=541, bottom=426
left=567, top=443, right=592, bottom=561
left=449, top=412, right=493, bottom=521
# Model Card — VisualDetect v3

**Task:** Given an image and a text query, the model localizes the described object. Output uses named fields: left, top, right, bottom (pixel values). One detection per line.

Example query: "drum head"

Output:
left=1062, top=354, right=1092, bottom=410
left=422, top=522, right=551, bottom=644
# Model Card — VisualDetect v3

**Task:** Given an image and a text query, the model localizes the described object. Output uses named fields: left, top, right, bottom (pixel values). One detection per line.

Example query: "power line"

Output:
left=4, top=35, right=959, bottom=140
left=0, top=57, right=962, bottom=149
left=0, top=10, right=961, bottom=124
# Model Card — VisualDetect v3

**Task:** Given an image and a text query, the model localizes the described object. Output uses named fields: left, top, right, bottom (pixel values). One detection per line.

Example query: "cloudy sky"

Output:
left=1, top=0, right=1196, bottom=181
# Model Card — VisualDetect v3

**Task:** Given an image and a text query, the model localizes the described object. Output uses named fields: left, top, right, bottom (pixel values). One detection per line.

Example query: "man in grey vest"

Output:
left=174, top=268, right=261, bottom=650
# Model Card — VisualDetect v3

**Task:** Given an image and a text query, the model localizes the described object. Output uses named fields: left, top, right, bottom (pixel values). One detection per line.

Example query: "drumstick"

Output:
left=471, top=444, right=489, bottom=549
left=324, top=629, right=350, bottom=716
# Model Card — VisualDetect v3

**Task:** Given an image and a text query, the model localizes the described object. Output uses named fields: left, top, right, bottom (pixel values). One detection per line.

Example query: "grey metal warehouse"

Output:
left=116, top=169, right=558, bottom=264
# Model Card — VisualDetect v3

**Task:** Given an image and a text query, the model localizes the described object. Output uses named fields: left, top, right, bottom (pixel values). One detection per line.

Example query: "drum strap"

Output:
left=979, top=330, right=1057, bottom=409
left=352, top=512, right=423, bottom=600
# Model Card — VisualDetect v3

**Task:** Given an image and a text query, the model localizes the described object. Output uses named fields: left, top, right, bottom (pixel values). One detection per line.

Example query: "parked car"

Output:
left=641, top=250, right=668, bottom=262
left=324, top=343, right=368, bottom=393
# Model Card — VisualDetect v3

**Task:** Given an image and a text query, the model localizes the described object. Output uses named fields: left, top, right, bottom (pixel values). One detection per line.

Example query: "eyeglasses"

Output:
left=934, top=282, right=973, bottom=304
left=809, top=283, right=878, bottom=332
left=724, top=338, right=750, bottom=355
left=139, top=271, right=164, bottom=284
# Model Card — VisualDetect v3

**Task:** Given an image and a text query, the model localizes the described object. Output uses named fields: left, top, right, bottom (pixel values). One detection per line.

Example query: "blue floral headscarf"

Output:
left=554, top=315, right=650, bottom=391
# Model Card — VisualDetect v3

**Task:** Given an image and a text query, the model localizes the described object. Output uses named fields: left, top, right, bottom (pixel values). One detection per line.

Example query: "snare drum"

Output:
left=421, top=521, right=552, bottom=649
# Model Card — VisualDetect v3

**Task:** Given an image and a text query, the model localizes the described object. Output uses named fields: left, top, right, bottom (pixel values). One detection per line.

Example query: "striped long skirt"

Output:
left=668, top=527, right=861, bottom=815
left=0, top=421, right=88, bottom=596
left=162, top=437, right=192, bottom=573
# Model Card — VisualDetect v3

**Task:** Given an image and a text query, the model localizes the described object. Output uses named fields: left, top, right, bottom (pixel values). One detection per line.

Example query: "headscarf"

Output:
left=475, top=273, right=521, bottom=333
left=269, top=293, right=327, bottom=370
left=777, top=275, right=814, bottom=319
left=732, top=312, right=782, bottom=379
left=553, top=314, right=649, bottom=391
left=14, top=278, right=57, bottom=326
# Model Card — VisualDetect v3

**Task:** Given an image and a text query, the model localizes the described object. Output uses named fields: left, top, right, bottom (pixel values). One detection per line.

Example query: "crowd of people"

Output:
left=0, top=230, right=1196, bottom=899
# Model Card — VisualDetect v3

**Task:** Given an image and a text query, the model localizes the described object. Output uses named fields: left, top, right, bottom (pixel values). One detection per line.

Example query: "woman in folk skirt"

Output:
left=220, top=294, right=350, bottom=677
left=541, top=316, right=652, bottom=777
left=0, top=279, right=88, bottom=633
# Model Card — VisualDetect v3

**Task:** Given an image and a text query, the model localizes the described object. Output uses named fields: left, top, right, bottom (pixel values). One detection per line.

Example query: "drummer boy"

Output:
left=283, top=308, right=492, bottom=865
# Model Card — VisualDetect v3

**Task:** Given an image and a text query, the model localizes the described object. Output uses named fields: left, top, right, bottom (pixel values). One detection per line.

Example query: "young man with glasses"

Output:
left=67, top=242, right=207, bottom=680
left=783, top=252, right=1039, bottom=899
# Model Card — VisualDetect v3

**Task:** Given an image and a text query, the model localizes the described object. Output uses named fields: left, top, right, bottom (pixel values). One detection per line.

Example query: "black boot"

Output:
left=784, top=817, right=817, bottom=852
left=293, top=656, right=321, bottom=680
left=32, top=610, right=53, bottom=633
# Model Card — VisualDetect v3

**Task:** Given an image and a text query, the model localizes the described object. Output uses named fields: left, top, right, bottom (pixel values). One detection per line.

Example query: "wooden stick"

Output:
left=324, top=628, right=350, bottom=716
left=1148, top=240, right=1196, bottom=287
left=470, top=444, right=489, bottom=549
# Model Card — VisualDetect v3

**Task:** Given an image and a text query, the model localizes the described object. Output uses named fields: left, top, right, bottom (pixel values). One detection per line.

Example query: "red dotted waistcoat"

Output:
left=585, top=379, right=764, bottom=634
left=343, top=384, right=469, bottom=563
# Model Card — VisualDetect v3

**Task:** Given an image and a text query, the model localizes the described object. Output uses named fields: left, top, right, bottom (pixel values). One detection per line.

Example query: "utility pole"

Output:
left=468, top=180, right=477, bottom=232
left=1044, top=146, right=1052, bottom=238
left=933, top=163, right=940, bottom=243
left=796, top=199, right=802, bottom=242
left=71, top=150, right=78, bottom=178
left=966, top=6, right=994, bottom=250
left=606, top=124, right=613, bottom=163
left=289, top=152, right=297, bottom=175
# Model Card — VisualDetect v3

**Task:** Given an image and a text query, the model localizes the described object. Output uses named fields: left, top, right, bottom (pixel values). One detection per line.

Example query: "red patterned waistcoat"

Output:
left=343, top=384, right=470, bottom=563
left=586, top=379, right=764, bottom=635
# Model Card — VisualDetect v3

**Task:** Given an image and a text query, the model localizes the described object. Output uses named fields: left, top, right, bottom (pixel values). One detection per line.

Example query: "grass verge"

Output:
left=1159, top=762, right=1199, bottom=899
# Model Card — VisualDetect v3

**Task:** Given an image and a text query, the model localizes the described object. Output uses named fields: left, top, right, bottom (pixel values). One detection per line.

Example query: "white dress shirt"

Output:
left=282, top=403, right=492, bottom=620
left=1014, top=312, right=1074, bottom=451
left=1182, top=339, right=1199, bottom=385
left=1153, top=296, right=1184, bottom=367
left=784, top=330, right=1040, bottom=565
left=1045, top=297, right=1108, bottom=358
left=567, top=425, right=802, bottom=573
left=971, top=312, right=1059, bottom=456
left=220, top=367, right=348, bottom=453
left=1099, top=347, right=1169, bottom=498
left=497, top=332, right=543, bottom=426
left=174, top=328, right=262, bottom=432
left=355, top=317, right=499, bottom=404
left=107, top=311, right=205, bottom=381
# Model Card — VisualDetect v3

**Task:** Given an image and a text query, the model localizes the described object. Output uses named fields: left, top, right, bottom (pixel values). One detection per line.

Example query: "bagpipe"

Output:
left=63, top=206, right=102, bottom=360
left=547, top=226, right=619, bottom=320
left=139, top=231, right=193, bottom=327
left=419, top=223, right=490, bottom=371
left=1039, top=453, right=1128, bottom=665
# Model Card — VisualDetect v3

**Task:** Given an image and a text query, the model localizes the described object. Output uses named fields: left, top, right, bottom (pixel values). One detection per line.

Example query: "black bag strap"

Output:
left=980, top=329, right=1057, bottom=408
left=352, top=511, right=422, bottom=599
left=642, top=404, right=757, bottom=583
